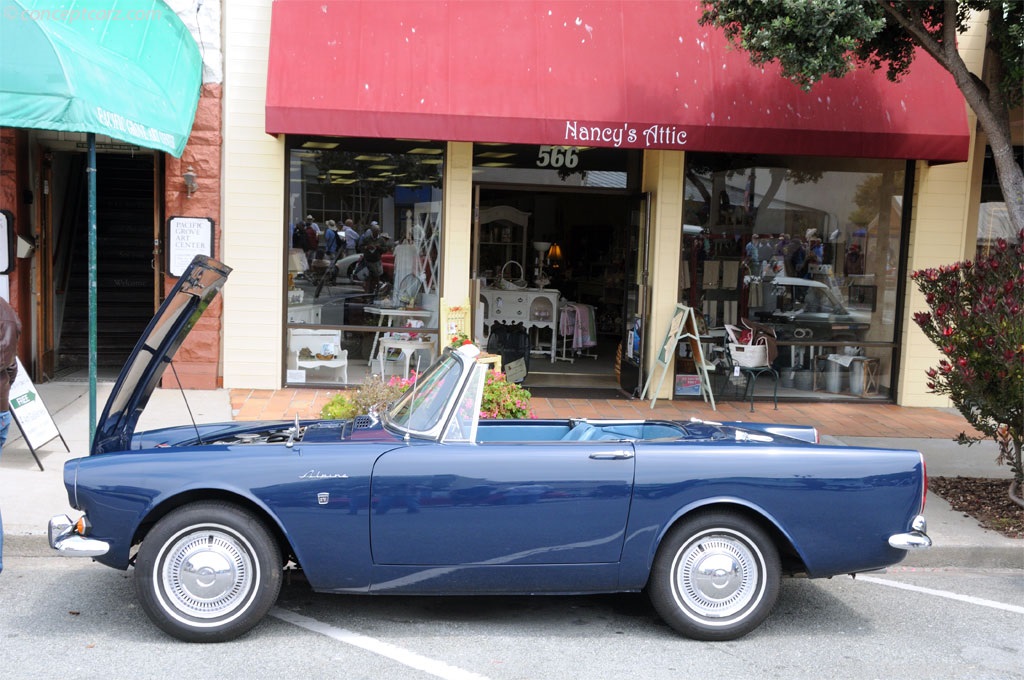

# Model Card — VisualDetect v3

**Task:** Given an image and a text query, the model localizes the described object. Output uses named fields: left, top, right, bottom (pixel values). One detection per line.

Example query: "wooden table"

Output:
left=365, top=306, right=434, bottom=366
left=378, top=338, right=436, bottom=379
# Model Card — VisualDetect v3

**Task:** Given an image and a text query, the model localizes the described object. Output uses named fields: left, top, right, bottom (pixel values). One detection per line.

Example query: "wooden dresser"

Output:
left=479, top=288, right=559, bottom=362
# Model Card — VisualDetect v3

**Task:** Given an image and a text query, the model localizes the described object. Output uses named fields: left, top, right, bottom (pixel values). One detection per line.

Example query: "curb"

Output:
left=900, top=545, right=1022, bottom=570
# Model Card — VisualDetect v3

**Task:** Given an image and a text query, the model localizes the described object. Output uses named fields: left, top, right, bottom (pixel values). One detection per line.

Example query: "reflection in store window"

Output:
left=975, top=145, right=1022, bottom=258
left=677, top=154, right=908, bottom=401
left=285, top=138, right=445, bottom=386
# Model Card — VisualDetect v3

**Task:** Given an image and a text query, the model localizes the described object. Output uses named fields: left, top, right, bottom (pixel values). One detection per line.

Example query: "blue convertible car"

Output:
left=48, top=256, right=931, bottom=642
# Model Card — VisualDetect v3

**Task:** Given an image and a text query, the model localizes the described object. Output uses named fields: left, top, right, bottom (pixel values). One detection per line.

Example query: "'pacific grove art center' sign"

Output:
left=167, top=217, right=214, bottom=277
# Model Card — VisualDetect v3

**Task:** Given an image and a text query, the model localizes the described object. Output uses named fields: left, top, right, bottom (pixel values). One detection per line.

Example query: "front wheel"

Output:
left=648, top=511, right=780, bottom=641
left=134, top=502, right=282, bottom=642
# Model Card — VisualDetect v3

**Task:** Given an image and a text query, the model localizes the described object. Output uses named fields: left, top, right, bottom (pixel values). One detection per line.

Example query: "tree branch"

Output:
left=873, top=1, right=948, bottom=68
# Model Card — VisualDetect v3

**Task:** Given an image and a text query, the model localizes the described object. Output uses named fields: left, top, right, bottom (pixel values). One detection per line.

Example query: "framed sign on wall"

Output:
left=0, top=209, right=16, bottom=274
left=167, top=216, right=214, bottom=277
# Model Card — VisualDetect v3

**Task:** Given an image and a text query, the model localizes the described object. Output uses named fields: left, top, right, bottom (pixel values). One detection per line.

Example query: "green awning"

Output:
left=0, top=0, right=202, bottom=156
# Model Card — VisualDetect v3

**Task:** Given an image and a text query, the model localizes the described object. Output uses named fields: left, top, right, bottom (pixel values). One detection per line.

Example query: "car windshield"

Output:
left=770, top=278, right=849, bottom=316
left=384, top=351, right=464, bottom=435
left=798, top=285, right=848, bottom=314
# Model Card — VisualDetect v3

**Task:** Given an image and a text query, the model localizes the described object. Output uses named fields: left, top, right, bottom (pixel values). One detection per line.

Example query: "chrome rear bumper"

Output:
left=48, top=514, right=110, bottom=557
left=888, top=515, right=932, bottom=550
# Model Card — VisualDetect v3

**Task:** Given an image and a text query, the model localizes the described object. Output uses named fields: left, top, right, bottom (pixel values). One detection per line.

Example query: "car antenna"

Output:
left=405, top=356, right=422, bottom=442
left=169, top=360, right=204, bottom=444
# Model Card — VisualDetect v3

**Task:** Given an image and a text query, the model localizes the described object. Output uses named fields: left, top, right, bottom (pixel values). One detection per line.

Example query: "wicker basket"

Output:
left=497, top=260, right=528, bottom=290
left=728, top=342, right=768, bottom=368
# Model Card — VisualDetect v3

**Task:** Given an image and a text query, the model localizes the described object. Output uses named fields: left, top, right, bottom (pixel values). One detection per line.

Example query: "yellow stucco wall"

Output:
left=221, top=0, right=285, bottom=389
left=641, top=150, right=686, bottom=400
left=441, top=142, right=474, bottom=305
left=897, top=16, right=986, bottom=406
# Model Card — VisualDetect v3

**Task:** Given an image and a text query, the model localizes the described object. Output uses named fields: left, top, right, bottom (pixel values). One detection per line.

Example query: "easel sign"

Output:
left=639, top=304, right=716, bottom=410
left=9, top=358, right=69, bottom=470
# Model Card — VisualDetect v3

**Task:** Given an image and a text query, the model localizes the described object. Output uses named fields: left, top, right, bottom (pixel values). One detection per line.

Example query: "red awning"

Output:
left=266, top=0, right=969, bottom=162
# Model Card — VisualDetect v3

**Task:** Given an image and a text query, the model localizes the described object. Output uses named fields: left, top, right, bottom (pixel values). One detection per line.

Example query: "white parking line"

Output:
left=854, top=575, right=1024, bottom=614
left=270, top=608, right=493, bottom=680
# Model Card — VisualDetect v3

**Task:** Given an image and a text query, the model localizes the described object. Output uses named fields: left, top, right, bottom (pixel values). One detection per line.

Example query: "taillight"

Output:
left=920, top=453, right=928, bottom=512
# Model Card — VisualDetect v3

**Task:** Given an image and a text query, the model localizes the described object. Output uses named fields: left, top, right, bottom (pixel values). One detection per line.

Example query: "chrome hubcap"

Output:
left=675, top=532, right=761, bottom=619
left=160, top=528, right=254, bottom=620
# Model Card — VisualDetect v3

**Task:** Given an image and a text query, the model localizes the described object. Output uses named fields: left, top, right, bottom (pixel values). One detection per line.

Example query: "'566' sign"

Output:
left=536, top=146, right=580, bottom=169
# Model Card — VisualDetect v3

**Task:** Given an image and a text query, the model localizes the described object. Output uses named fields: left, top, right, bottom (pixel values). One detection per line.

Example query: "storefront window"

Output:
left=976, top=145, right=1022, bottom=258
left=676, top=154, right=908, bottom=401
left=285, top=138, right=444, bottom=386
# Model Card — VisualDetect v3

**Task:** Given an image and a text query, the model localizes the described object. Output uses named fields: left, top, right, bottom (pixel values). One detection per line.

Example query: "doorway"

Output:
left=474, top=186, right=644, bottom=395
left=44, top=151, right=158, bottom=380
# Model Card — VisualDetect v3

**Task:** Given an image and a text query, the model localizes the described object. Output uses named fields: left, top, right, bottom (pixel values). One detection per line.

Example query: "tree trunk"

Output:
left=1010, top=479, right=1023, bottom=511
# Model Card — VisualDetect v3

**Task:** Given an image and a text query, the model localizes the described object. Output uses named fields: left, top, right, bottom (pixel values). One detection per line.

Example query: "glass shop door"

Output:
left=619, top=192, right=650, bottom=396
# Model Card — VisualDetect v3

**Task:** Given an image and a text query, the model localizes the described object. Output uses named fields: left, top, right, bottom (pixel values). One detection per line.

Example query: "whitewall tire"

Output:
left=134, top=502, right=282, bottom=642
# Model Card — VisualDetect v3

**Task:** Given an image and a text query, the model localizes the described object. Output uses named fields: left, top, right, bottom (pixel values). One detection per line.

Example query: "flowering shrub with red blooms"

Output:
left=911, top=230, right=1024, bottom=500
left=480, top=370, right=535, bottom=419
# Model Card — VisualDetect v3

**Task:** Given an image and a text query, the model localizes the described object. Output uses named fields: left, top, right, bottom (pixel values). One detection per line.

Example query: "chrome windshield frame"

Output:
left=382, top=344, right=482, bottom=441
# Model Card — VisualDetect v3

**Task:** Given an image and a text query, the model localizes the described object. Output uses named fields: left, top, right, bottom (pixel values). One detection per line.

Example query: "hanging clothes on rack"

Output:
left=747, top=279, right=764, bottom=307
left=558, top=302, right=598, bottom=358
left=703, top=260, right=721, bottom=289
left=721, top=261, right=740, bottom=289
left=392, top=242, right=419, bottom=292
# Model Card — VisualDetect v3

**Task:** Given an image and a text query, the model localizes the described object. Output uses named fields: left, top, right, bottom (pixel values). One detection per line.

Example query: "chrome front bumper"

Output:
left=888, top=515, right=932, bottom=550
left=48, top=514, right=110, bottom=557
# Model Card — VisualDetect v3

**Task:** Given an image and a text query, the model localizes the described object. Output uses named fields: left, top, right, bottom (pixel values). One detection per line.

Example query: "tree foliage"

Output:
left=911, top=232, right=1024, bottom=502
left=699, top=0, right=1023, bottom=233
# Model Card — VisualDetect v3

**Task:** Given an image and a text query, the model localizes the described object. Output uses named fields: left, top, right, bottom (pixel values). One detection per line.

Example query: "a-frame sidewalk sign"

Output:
left=640, top=303, right=716, bottom=410
left=9, top=358, right=69, bottom=470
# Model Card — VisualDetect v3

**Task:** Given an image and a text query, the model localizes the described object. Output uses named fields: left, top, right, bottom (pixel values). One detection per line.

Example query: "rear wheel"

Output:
left=134, top=502, right=282, bottom=642
left=648, top=511, right=780, bottom=641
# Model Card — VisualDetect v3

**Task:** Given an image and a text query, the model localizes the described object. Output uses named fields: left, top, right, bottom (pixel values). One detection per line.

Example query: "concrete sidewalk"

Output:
left=1, top=382, right=1020, bottom=569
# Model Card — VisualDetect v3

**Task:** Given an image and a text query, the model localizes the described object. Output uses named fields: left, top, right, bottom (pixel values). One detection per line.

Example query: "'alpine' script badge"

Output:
left=317, top=492, right=330, bottom=505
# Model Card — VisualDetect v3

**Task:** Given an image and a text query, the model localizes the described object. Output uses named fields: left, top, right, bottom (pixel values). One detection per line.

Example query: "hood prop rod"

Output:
left=169, top=360, right=204, bottom=444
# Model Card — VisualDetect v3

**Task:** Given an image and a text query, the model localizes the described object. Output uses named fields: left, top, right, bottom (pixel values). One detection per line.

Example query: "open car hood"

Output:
left=92, top=256, right=231, bottom=455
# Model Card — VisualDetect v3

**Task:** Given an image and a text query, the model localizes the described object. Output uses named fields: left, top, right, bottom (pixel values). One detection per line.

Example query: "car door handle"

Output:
left=589, top=450, right=634, bottom=460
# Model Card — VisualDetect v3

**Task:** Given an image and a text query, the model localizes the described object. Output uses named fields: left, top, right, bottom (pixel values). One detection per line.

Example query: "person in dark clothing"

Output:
left=361, top=232, right=385, bottom=293
left=845, top=244, right=865, bottom=276
left=0, top=295, right=21, bottom=575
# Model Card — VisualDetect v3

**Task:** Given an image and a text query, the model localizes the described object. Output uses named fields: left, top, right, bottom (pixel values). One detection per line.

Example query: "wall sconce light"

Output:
left=183, top=166, right=198, bottom=198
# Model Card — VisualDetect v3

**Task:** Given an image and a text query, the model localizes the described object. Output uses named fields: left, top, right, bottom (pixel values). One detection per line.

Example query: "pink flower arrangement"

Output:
left=479, top=370, right=535, bottom=419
